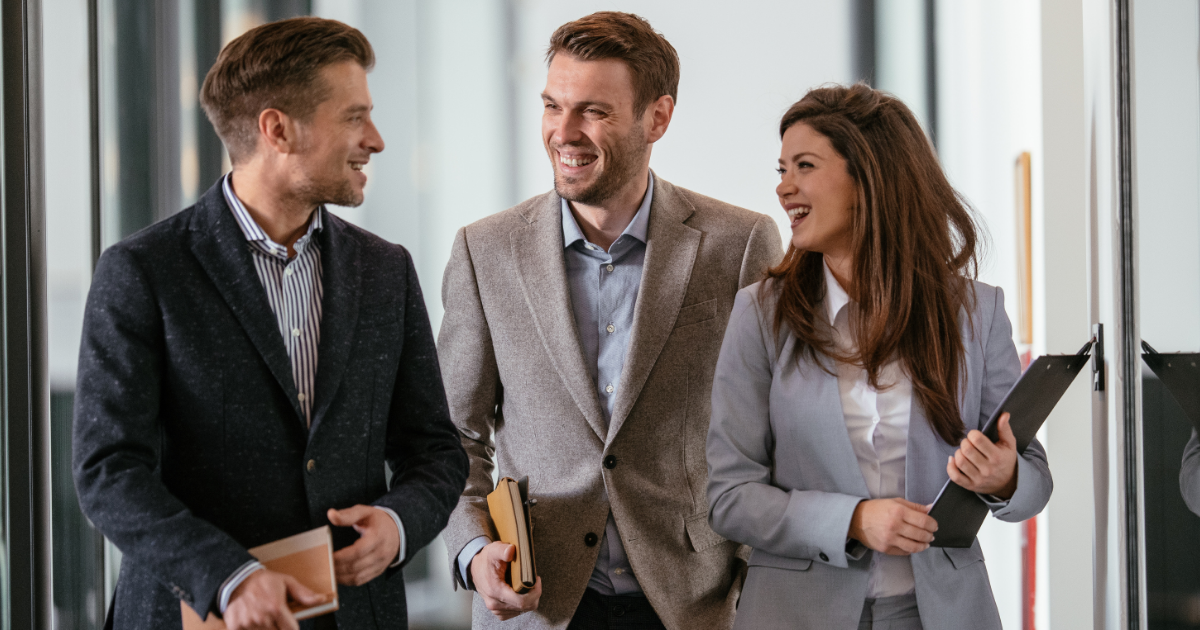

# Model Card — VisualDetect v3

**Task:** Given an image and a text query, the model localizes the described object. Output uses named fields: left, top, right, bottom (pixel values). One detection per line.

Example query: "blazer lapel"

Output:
left=810, top=351, right=873, bottom=498
left=188, top=182, right=304, bottom=422
left=309, top=210, right=360, bottom=438
left=606, top=179, right=701, bottom=442
left=512, top=195, right=607, bottom=442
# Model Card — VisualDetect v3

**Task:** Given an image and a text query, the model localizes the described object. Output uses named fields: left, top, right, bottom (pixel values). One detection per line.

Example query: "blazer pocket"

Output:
left=685, top=512, right=727, bottom=552
left=674, top=298, right=718, bottom=329
left=746, top=548, right=814, bottom=572
left=358, top=300, right=399, bottom=330
left=942, top=545, right=985, bottom=570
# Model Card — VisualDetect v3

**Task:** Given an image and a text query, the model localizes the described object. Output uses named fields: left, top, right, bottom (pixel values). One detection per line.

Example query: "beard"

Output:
left=292, top=167, right=363, bottom=209
left=553, top=123, right=647, bottom=206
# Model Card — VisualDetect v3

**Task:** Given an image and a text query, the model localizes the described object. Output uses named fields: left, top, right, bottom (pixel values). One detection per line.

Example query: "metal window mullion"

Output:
left=2, top=0, right=50, bottom=628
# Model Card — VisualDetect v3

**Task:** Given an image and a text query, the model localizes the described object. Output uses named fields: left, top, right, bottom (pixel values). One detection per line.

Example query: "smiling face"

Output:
left=291, top=60, right=384, bottom=207
left=541, top=54, right=651, bottom=206
left=776, top=123, right=857, bottom=261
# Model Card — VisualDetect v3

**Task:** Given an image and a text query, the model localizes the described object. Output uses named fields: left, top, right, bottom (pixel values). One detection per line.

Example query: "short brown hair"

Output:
left=767, top=84, right=981, bottom=446
left=546, top=12, right=679, bottom=114
left=200, top=17, right=374, bottom=163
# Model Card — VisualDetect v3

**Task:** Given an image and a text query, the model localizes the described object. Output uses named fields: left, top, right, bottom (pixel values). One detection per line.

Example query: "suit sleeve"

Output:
left=707, top=288, right=865, bottom=568
left=978, top=286, right=1053, bottom=522
left=437, top=227, right=503, bottom=588
left=738, top=214, right=784, bottom=289
left=72, top=246, right=254, bottom=617
left=373, top=246, right=469, bottom=568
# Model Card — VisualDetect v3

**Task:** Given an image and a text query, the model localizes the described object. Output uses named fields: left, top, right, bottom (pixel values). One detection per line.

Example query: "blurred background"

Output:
left=32, top=0, right=1101, bottom=629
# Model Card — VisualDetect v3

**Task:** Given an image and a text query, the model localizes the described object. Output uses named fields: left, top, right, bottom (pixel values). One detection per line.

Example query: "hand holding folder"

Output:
left=181, top=526, right=339, bottom=629
left=486, top=477, right=538, bottom=593
left=928, top=340, right=1093, bottom=547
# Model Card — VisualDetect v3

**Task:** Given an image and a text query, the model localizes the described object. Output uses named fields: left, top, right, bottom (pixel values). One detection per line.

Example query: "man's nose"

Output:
left=551, top=111, right=584, bottom=145
left=364, top=118, right=385, bottom=153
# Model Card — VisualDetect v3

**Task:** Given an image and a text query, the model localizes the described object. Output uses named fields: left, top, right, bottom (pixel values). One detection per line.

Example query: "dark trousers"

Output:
left=567, top=589, right=667, bottom=630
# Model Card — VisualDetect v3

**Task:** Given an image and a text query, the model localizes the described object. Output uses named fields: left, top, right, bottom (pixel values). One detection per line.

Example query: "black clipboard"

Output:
left=928, top=341, right=1092, bottom=548
left=1141, top=341, right=1200, bottom=430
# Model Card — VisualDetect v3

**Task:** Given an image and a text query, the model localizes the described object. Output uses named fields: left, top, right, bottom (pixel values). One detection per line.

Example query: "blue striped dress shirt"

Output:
left=216, top=174, right=404, bottom=613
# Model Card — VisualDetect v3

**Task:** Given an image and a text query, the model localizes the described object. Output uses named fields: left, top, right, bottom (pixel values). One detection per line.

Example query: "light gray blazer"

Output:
left=439, top=175, right=783, bottom=629
left=706, top=279, right=1052, bottom=630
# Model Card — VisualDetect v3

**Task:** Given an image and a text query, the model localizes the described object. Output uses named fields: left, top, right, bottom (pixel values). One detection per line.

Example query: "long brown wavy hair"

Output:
left=766, top=84, right=982, bottom=445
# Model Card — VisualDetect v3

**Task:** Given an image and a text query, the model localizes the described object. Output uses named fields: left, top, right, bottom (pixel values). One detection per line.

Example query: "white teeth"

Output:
left=560, top=155, right=596, bottom=168
left=787, top=207, right=811, bottom=220
left=350, top=163, right=364, bottom=171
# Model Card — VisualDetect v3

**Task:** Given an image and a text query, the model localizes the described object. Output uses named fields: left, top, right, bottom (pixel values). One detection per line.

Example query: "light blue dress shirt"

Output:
left=458, top=174, right=654, bottom=597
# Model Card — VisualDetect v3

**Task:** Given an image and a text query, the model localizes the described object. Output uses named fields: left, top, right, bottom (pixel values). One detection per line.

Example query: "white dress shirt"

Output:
left=824, top=261, right=916, bottom=599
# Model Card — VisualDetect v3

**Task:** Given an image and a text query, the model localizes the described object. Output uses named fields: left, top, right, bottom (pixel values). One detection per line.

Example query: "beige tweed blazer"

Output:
left=438, top=174, right=783, bottom=630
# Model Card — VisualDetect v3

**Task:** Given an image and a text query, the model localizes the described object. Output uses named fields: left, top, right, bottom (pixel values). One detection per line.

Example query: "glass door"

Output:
left=1129, top=1, right=1200, bottom=628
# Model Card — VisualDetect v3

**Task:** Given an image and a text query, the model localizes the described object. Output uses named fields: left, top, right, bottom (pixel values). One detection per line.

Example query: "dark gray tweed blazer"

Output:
left=73, top=180, right=467, bottom=629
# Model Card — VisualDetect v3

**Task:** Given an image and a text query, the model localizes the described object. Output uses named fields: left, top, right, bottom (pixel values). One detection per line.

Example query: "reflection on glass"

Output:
left=1133, top=0, right=1200, bottom=627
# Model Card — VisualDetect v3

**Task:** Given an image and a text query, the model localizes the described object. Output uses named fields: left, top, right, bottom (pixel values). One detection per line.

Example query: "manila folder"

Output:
left=181, top=525, right=339, bottom=629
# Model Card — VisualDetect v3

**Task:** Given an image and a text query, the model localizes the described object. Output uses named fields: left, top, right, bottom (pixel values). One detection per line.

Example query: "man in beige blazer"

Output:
left=438, top=11, right=782, bottom=630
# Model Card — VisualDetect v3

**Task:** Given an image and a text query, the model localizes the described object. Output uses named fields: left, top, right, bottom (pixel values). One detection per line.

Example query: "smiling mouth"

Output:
left=350, top=163, right=365, bottom=171
left=787, top=206, right=811, bottom=220
left=559, top=154, right=596, bottom=168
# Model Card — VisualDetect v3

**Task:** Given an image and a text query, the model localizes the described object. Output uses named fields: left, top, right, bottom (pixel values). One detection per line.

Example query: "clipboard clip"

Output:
left=1089, top=323, right=1104, bottom=391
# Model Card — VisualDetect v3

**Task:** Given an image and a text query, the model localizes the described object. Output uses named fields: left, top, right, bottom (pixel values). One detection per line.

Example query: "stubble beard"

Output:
left=553, top=123, right=647, bottom=206
left=294, top=169, right=363, bottom=209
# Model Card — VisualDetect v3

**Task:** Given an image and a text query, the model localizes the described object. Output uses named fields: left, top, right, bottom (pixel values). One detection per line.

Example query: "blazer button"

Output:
left=819, top=552, right=829, bottom=562
left=603, top=455, right=617, bottom=469
left=584, top=532, right=599, bottom=546
left=306, top=459, right=316, bottom=473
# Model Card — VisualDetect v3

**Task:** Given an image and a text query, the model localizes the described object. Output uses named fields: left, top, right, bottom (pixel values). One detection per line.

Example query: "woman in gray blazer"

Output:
left=706, top=84, right=1052, bottom=630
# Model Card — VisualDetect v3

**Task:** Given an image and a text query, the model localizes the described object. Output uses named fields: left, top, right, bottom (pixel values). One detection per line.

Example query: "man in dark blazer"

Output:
left=72, top=17, right=467, bottom=630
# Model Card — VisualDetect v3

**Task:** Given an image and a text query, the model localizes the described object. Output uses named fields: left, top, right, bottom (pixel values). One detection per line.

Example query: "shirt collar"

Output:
left=222, top=173, right=323, bottom=250
left=823, top=257, right=852, bottom=325
left=561, top=172, right=654, bottom=249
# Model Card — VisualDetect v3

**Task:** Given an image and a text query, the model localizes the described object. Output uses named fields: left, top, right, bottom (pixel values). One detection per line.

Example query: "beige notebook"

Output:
left=486, top=476, right=537, bottom=593
left=181, top=526, right=339, bottom=629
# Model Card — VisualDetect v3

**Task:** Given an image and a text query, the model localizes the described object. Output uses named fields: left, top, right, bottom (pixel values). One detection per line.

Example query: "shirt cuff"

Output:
left=374, top=506, right=407, bottom=568
left=977, top=492, right=1011, bottom=509
left=457, top=536, right=492, bottom=590
left=218, top=560, right=266, bottom=614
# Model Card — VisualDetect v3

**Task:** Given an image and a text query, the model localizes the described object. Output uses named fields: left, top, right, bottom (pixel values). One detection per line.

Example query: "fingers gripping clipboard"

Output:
left=928, top=340, right=1093, bottom=548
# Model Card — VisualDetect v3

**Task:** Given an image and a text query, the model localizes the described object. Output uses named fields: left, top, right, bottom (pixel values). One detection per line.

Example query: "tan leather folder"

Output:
left=181, top=525, right=339, bottom=629
left=487, top=476, right=537, bottom=593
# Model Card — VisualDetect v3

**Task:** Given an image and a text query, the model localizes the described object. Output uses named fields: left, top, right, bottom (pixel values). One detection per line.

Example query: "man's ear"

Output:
left=645, top=95, right=675, bottom=144
left=257, top=108, right=297, bottom=155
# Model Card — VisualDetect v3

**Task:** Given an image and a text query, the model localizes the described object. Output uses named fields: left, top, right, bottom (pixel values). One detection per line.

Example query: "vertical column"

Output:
left=1, top=0, right=51, bottom=626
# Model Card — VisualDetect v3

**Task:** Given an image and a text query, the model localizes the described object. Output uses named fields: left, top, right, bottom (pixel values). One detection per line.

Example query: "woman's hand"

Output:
left=947, top=412, right=1019, bottom=499
left=848, top=498, right=937, bottom=556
